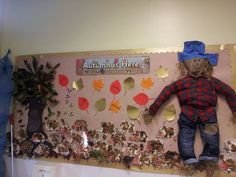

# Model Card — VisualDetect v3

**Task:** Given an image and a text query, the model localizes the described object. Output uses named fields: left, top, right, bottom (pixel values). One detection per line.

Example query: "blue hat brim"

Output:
left=178, top=52, right=218, bottom=66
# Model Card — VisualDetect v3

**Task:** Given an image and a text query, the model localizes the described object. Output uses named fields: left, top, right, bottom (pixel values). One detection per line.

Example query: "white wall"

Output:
left=1, top=0, right=236, bottom=57
left=0, top=0, right=3, bottom=52
left=1, top=0, right=236, bottom=177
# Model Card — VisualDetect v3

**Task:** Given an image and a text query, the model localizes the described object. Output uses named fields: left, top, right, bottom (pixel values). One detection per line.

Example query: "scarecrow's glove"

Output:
left=143, top=108, right=153, bottom=124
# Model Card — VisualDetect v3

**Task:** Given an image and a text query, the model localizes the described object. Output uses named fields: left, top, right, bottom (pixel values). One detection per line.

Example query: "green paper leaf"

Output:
left=127, top=105, right=140, bottom=120
left=94, top=98, right=106, bottom=112
left=73, top=78, right=84, bottom=90
left=124, top=77, right=135, bottom=92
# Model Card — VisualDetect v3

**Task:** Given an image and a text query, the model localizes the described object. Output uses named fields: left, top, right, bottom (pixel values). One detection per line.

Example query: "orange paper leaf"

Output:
left=93, top=79, right=104, bottom=91
left=141, top=77, right=154, bottom=89
left=109, top=100, right=121, bottom=113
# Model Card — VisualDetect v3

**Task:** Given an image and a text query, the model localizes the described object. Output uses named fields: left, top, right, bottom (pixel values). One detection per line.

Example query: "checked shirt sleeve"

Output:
left=149, top=79, right=183, bottom=116
left=213, top=77, right=236, bottom=113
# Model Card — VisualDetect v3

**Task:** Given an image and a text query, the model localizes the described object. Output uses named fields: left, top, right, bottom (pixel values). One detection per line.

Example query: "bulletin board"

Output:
left=13, top=45, right=236, bottom=177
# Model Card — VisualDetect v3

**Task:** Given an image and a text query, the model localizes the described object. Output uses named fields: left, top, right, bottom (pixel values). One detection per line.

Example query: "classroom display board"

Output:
left=13, top=46, right=236, bottom=176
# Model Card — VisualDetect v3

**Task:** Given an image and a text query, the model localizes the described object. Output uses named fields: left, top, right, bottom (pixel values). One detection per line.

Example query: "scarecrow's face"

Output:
left=184, top=58, right=209, bottom=75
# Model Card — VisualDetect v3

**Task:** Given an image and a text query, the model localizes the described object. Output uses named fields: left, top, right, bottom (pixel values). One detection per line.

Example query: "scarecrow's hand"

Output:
left=143, top=108, right=153, bottom=124
left=233, top=112, right=236, bottom=124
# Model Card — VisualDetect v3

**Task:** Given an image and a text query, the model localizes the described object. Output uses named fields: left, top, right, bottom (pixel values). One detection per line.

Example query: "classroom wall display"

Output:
left=13, top=45, right=236, bottom=176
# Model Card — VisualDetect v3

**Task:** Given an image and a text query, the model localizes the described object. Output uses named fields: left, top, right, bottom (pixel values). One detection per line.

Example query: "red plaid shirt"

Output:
left=149, top=76, right=236, bottom=122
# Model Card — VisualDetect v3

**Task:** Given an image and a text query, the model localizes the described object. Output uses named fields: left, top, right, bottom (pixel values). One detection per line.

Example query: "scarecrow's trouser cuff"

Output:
left=199, top=156, right=218, bottom=162
left=183, top=158, right=199, bottom=165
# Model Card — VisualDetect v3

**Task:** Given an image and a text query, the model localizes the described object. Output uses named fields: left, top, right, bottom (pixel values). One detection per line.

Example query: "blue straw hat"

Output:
left=178, top=41, right=218, bottom=66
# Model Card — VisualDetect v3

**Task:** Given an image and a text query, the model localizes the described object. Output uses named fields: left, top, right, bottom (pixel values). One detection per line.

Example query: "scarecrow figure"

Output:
left=146, top=41, right=236, bottom=172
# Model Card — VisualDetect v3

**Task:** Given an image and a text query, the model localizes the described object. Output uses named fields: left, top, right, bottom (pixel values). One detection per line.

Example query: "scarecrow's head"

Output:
left=178, top=41, right=218, bottom=78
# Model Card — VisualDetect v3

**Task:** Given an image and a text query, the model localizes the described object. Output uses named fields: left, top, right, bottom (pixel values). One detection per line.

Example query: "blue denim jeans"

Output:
left=177, top=113, right=220, bottom=165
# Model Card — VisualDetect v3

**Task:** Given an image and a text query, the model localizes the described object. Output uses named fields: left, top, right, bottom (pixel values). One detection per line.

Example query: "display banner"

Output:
left=76, top=56, right=150, bottom=75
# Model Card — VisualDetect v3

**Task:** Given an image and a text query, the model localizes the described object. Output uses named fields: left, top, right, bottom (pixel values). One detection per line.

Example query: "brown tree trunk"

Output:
left=26, top=97, right=45, bottom=138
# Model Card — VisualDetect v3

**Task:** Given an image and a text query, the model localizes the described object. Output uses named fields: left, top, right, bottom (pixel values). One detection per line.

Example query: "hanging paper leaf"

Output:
left=78, top=97, right=89, bottom=111
left=58, top=74, right=69, bottom=87
left=72, top=78, right=84, bottom=91
left=124, top=77, right=135, bottom=93
left=156, top=65, right=168, bottom=79
left=93, top=79, right=104, bottom=92
left=133, top=93, right=149, bottom=106
left=110, top=80, right=121, bottom=95
left=109, top=100, right=121, bottom=113
left=163, top=104, right=176, bottom=122
left=94, top=98, right=106, bottom=112
left=141, top=77, right=154, bottom=90
left=127, top=105, right=140, bottom=120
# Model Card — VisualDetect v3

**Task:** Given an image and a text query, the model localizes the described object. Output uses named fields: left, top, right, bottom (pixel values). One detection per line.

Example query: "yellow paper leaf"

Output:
left=156, top=65, right=168, bottom=79
left=163, top=104, right=176, bottom=122
left=109, top=100, right=121, bottom=113
left=127, top=105, right=140, bottom=120
left=141, top=77, right=154, bottom=89
left=93, top=79, right=104, bottom=91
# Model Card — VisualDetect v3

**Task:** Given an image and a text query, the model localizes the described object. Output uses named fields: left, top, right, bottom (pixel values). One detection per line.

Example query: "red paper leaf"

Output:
left=133, top=93, right=149, bottom=106
left=110, top=80, right=121, bottom=95
left=58, top=74, right=69, bottom=87
left=78, top=97, right=89, bottom=110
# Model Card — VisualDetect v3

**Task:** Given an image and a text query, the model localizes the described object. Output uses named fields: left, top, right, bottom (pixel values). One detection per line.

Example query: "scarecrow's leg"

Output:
left=199, top=121, right=220, bottom=161
left=177, top=113, right=198, bottom=165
